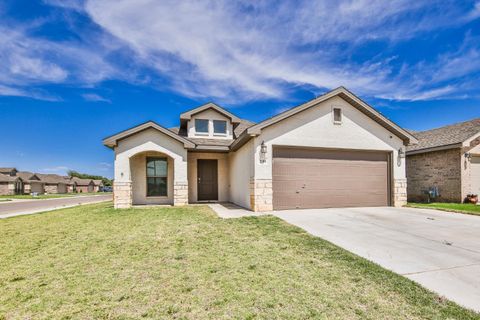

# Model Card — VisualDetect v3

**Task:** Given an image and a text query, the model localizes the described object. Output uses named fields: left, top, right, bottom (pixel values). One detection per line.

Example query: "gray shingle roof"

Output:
left=168, top=119, right=255, bottom=148
left=71, top=177, right=94, bottom=186
left=36, top=173, right=71, bottom=184
left=407, top=118, right=480, bottom=152
left=0, top=173, right=17, bottom=182
left=16, top=171, right=40, bottom=182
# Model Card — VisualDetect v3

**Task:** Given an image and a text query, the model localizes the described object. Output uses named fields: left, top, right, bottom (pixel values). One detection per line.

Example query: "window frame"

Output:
left=195, top=119, right=209, bottom=135
left=146, top=157, right=168, bottom=197
left=332, top=107, right=342, bottom=125
left=213, top=120, right=227, bottom=136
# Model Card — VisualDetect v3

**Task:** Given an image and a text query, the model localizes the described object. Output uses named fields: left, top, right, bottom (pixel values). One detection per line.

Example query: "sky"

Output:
left=1, top=0, right=480, bottom=179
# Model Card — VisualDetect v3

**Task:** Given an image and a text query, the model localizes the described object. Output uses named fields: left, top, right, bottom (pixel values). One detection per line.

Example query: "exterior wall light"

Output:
left=465, top=152, right=472, bottom=160
left=260, top=141, right=267, bottom=163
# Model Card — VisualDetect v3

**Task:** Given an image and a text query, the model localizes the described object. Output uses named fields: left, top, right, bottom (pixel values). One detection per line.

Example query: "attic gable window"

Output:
left=333, top=107, right=342, bottom=124
left=213, top=120, right=227, bottom=135
left=195, top=119, right=209, bottom=134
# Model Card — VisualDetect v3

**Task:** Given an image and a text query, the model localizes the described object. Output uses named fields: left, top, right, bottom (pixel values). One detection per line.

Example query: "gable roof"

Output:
left=71, top=177, right=94, bottom=186
left=36, top=173, right=71, bottom=185
left=103, top=121, right=196, bottom=149
left=16, top=171, right=41, bottom=182
left=0, top=173, right=20, bottom=183
left=180, top=102, right=241, bottom=124
left=0, top=167, right=17, bottom=175
left=406, top=118, right=480, bottom=154
left=246, top=87, right=417, bottom=144
left=93, top=179, right=103, bottom=186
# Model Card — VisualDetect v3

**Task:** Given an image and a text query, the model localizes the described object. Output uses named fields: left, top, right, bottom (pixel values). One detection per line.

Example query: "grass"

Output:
left=0, top=203, right=478, bottom=319
left=0, top=192, right=111, bottom=200
left=407, top=202, right=480, bottom=216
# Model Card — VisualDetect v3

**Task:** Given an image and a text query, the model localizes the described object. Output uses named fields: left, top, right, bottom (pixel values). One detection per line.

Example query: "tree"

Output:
left=67, top=170, right=112, bottom=186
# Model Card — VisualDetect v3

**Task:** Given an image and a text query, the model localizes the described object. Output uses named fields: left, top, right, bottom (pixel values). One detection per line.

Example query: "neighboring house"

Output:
left=92, top=180, right=104, bottom=192
left=36, top=174, right=70, bottom=194
left=0, top=168, right=73, bottom=195
left=104, top=87, right=416, bottom=211
left=16, top=171, right=44, bottom=194
left=71, top=177, right=95, bottom=193
left=0, top=173, right=23, bottom=195
left=406, top=119, right=480, bottom=202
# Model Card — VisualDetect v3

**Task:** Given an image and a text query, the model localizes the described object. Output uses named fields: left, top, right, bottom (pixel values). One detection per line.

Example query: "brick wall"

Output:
left=406, top=148, right=462, bottom=202
left=0, top=183, right=12, bottom=195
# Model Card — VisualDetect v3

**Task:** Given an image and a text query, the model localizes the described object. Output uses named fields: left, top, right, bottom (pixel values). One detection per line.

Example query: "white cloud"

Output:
left=0, top=23, right=121, bottom=100
left=2, top=0, right=480, bottom=103
left=82, top=93, right=111, bottom=103
left=82, top=0, right=480, bottom=102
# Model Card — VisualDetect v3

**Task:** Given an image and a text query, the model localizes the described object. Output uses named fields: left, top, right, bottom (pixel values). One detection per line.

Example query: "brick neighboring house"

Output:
left=0, top=173, right=23, bottom=195
left=71, top=177, right=95, bottom=193
left=36, top=174, right=71, bottom=194
left=406, top=119, right=480, bottom=202
left=93, top=180, right=104, bottom=192
left=0, top=167, right=73, bottom=195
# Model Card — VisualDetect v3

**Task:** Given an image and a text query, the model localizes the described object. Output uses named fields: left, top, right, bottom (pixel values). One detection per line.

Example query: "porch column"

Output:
left=113, top=155, right=132, bottom=209
left=173, top=157, right=189, bottom=206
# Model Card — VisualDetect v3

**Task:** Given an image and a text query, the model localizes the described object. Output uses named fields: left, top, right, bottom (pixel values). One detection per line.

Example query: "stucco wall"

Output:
left=130, top=152, right=174, bottom=205
left=228, top=139, right=254, bottom=209
left=253, top=96, right=406, bottom=181
left=187, top=152, right=229, bottom=202
left=406, top=148, right=462, bottom=202
left=113, top=127, right=188, bottom=207
left=187, top=109, right=233, bottom=139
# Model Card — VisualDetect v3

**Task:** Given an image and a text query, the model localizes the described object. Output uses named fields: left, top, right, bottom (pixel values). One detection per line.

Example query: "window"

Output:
left=213, top=120, right=227, bottom=135
left=333, top=108, right=342, bottom=124
left=195, top=119, right=209, bottom=134
left=146, top=157, right=167, bottom=197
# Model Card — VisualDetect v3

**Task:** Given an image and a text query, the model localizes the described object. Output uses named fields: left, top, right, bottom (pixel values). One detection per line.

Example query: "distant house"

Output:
left=15, top=171, right=44, bottom=194
left=71, top=177, right=95, bottom=193
left=0, top=172, right=23, bottom=195
left=36, top=174, right=71, bottom=194
left=92, top=180, right=104, bottom=192
left=0, top=168, right=75, bottom=195
left=406, top=119, right=480, bottom=202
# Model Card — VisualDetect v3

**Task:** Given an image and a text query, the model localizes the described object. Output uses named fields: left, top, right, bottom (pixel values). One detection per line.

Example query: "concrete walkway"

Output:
left=208, top=203, right=269, bottom=218
left=0, top=194, right=112, bottom=219
left=273, top=207, right=480, bottom=312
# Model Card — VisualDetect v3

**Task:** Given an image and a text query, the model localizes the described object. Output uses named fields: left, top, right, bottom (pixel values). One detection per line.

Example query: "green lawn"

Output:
left=0, top=192, right=111, bottom=200
left=407, top=202, right=480, bottom=216
left=0, top=204, right=478, bottom=319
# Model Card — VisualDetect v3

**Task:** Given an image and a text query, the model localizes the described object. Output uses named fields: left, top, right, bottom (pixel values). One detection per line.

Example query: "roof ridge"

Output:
left=416, top=118, right=480, bottom=134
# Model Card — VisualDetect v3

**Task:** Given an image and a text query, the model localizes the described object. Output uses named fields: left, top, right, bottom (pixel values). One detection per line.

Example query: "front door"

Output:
left=197, top=159, right=218, bottom=201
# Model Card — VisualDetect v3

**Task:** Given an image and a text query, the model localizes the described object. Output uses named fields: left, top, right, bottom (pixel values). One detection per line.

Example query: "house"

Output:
left=36, top=174, right=71, bottom=194
left=92, top=180, right=104, bottom=192
left=0, top=173, right=23, bottom=195
left=103, top=87, right=417, bottom=211
left=0, top=168, right=74, bottom=195
left=71, top=177, right=95, bottom=193
left=406, top=118, right=480, bottom=202
left=15, top=171, right=44, bottom=194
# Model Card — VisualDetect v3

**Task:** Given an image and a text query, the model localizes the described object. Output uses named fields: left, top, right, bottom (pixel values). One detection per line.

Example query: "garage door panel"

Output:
left=273, top=147, right=389, bottom=210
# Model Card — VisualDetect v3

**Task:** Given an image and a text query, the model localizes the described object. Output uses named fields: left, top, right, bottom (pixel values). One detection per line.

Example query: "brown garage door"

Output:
left=273, top=147, right=390, bottom=210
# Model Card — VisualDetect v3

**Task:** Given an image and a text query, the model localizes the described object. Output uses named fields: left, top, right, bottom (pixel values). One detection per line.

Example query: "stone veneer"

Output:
left=173, top=181, right=189, bottom=206
left=44, top=184, right=58, bottom=194
left=250, top=178, right=273, bottom=212
left=406, top=148, right=462, bottom=202
left=393, top=179, right=407, bottom=207
left=114, top=181, right=132, bottom=209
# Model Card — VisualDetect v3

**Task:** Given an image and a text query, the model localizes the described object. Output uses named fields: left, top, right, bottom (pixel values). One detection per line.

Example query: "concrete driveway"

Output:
left=0, top=194, right=112, bottom=219
left=273, top=207, right=480, bottom=312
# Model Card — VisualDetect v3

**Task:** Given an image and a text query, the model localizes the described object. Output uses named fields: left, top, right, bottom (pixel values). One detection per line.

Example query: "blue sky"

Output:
left=1, top=0, right=480, bottom=178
